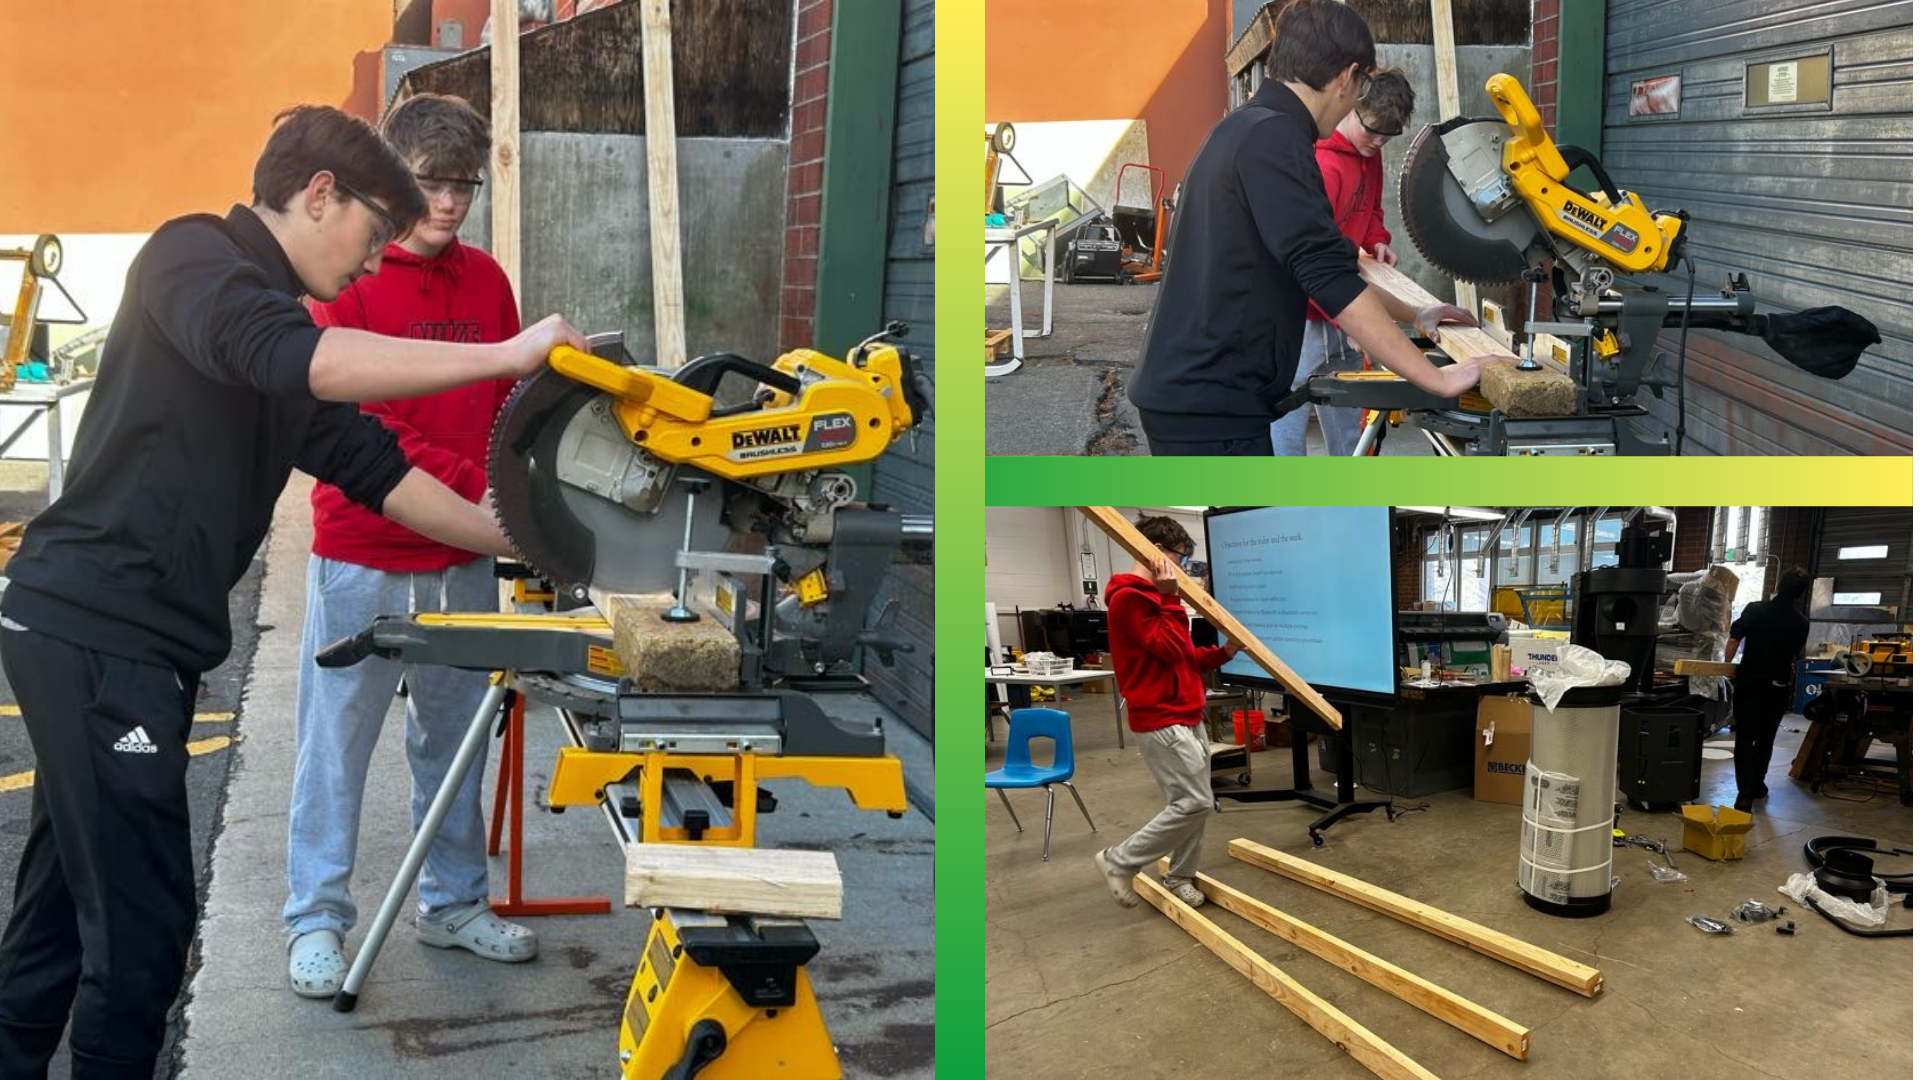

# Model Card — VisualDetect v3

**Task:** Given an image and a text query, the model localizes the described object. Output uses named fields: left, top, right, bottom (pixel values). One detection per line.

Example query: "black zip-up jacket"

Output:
left=3, top=206, right=412, bottom=673
left=1128, top=80, right=1368, bottom=442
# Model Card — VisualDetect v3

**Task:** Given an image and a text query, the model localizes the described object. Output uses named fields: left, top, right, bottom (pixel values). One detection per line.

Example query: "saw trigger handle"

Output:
left=900, top=350, right=934, bottom=425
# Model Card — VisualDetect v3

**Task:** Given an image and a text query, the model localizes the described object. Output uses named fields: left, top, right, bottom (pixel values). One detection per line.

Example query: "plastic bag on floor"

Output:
left=1528, top=644, right=1631, bottom=711
left=1778, top=871, right=1890, bottom=928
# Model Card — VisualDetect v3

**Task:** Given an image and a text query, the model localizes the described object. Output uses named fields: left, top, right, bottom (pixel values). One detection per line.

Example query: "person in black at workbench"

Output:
left=0, top=105, right=585, bottom=1078
left=1128, top=0, right=1506, bottom=456
left=1724, top=567, right=1813, bottom=812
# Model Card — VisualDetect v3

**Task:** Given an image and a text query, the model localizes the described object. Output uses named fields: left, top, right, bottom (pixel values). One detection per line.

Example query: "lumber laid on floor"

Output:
left=593, top=590, right=740, bottom=691
left=1077, top=507, right=1343, bottom=729
left=1229, top=838, right=1605, bottom=997
left=1357, top=256, right=1578, bottom=418
left=1135, top=874, right=1440, bottom=1080
left=625, top=844, right=841, bottom=919
left=1157, top=859, right=1530, bottom=1059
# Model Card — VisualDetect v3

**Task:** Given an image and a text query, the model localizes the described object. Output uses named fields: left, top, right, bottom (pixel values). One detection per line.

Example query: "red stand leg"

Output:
left=491, top=692, right=612, bottom=917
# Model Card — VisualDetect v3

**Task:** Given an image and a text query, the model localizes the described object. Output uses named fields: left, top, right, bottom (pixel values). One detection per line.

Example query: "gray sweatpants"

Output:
left=283, top=556, right=499, bottom=939
left=1108, top=722, right=1212, bottom=881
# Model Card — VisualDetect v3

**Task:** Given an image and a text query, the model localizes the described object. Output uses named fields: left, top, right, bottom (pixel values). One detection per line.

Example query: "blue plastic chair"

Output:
left=986, top=708, right=1096, bottom=860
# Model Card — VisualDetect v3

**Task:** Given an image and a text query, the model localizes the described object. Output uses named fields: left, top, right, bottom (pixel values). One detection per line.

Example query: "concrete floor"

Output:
left=984, top=280, right=1430, bottom=457
left=985, top=695, right=1913, bottom=1080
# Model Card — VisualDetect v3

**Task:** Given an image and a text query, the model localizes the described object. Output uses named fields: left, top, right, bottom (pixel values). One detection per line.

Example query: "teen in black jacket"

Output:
left=0, top=106, right=585, bottom=1078
left=1129, top=0, right=1503, bottom=455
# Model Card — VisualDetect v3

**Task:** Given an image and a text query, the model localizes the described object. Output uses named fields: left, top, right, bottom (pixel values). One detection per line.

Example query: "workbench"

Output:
left=985, top=665, right=1125, bottom=747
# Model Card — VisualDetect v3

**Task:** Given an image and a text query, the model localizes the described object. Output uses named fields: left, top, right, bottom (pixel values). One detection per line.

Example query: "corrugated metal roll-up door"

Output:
left=1812, top=508, right=1912, bottom=619
left=1601, top=1, right=1912, bottom=456
left=863, top=0, right=934, bottom=741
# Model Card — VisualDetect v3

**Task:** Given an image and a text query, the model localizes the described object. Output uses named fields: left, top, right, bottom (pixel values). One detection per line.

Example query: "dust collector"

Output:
left=1518, top=683, right=1625, bottom=918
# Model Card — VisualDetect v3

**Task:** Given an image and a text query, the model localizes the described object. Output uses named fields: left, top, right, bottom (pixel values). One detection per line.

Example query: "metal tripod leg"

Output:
left=334, top=679, right=511, bottom=1012
left=1350, top=410, right=1387, bottom=456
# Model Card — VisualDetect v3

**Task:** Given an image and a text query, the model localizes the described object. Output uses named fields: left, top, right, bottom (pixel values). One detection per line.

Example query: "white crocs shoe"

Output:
left=416, top=900, right=538, bottom=962
left=1163, top=876, right=1207, bottom=908
left=288, top=929, right=347, bottom=999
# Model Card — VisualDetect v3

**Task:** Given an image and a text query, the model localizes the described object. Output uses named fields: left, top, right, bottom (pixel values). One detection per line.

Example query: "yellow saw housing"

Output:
left=1485, top=73, right=1684, bottom=275
left=545, top=340, right=920, bottom=479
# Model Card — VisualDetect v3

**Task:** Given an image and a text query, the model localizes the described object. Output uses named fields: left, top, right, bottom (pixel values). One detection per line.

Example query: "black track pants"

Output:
left=0, top=626, right=199, bottom=1079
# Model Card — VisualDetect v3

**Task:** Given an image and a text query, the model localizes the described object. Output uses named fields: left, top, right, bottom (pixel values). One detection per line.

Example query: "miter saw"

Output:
left=1291, top=72, right=1880, bottom=456
left=321, top=324, right=934, bottom=1078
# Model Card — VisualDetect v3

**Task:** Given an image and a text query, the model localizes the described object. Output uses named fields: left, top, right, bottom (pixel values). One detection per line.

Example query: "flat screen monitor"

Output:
left=1203, top=506, right=1397, bottom=698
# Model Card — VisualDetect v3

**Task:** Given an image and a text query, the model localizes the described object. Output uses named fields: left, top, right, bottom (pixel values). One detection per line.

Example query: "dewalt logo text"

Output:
left=1561, top=200, right=1607, bottom=231
left=732, top=424, right=801, bottom=449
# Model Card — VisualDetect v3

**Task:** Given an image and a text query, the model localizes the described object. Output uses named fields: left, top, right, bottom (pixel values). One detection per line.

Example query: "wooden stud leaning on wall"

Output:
left=489, top=0, right=521, bottom=300
left=1076, top=507, right=1344, bottom=729
left=1428, top=0, right=1477, bottom=313
left=639, top=0, right=688, bottom=369
left=1135, top=875, right=1442, bottom=1080
left=1229, top=838, right=1606, bottom=997
left=1357, top=255, right=1578, bottom=418
left=1157, top=859, right=1531, bottom=1060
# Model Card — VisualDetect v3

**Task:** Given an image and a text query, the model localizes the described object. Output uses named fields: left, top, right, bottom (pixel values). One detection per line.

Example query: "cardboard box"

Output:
left=1680, top=804, right=1754, bottom=860
left=1474, top=696, right=1533, bottom=804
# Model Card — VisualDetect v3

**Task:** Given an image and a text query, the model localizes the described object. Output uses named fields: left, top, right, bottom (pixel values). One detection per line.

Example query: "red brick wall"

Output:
left=1672, top=507, right=1712, bottom=572
left=779, top=0, right=832, bottom=350
left=1530, top=0, right=1558, bottom=132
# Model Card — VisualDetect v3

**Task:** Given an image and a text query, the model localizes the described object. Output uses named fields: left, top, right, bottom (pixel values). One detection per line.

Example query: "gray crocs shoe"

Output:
left=1163, top=876, right=1206, bottom=908
left=1093, top=848, right=1140, bottom=908
left=288, top=929, right=346, bottom=999
left=416, top=899, right=538, bottom=962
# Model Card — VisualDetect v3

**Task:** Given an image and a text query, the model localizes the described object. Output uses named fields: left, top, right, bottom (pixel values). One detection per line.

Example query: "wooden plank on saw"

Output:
left=1428, top=0, right=1477, bottom=313
left=1157, top=858, right=1531, bottom=1060
left=591, top=590, right=741, bottom=691
left=1135, top=874, right=1441, bottom=1080
left=1076, top=507, right=1343, bottom=729
left=488, top=0, right=522, bottom=299
left=1229, top=838, right=1605, bottom=997
left=626, top=843, right=841, bottom=919
left=1357, top=255, right=1577, bottom=418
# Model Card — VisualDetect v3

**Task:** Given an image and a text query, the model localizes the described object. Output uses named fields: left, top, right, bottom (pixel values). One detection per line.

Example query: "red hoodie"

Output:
left=1104, top=574, right=1230, bottom=733
left=1307, top=128, right=1391, bottom=323
left=308, top=238, right=522, bottom=571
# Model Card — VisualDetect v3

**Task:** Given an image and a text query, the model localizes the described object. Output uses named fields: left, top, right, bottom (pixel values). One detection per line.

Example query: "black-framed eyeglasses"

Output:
left=334, top=178, right=398, bottom=253
left=1358, top=114, right=1402, bottom=138
left=1355, top=67, right=1376, bottom=100
left=415, top=174, right=484, bottom=205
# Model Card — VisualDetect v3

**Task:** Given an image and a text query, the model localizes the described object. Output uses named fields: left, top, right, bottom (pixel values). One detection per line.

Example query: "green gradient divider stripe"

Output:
left=984, top=457, right=1917, bottom=506
left=932, top=1, right=986, bottom=1074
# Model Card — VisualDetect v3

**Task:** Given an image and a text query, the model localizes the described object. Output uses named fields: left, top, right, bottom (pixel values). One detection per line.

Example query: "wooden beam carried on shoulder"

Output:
left=1157, top=859, right=1530, bottom=1059
left=1077, top=507, right=1343, bottom=728
left=1136, top=874, right=1441, bottom=1080
left=1357, top=255, right=1578, bottom=418
left=1229, top=838, right=1605, bottom=997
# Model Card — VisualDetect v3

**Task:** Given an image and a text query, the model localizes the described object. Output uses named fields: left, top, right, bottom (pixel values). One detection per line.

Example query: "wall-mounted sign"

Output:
left=1630, top=75, right=1681, bottom=116
left=1745, top=54, right=1832, bottom=107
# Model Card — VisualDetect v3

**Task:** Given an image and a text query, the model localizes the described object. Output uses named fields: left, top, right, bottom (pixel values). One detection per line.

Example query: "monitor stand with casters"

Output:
left=1213, top=700, right=1401, bottom=847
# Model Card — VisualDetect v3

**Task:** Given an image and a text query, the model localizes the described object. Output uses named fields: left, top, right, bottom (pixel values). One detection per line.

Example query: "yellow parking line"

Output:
left=0, top=735, right=234, bottom=794
left=0, top=706, right=234, bottom=722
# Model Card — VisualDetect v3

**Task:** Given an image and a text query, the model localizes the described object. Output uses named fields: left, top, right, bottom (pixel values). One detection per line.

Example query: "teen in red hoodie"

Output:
left=1092, top=515, right=1240, bottom=910
left=284, top=94, right=538, bottom=1001
left=1272, top=69, right=1418, bottom=456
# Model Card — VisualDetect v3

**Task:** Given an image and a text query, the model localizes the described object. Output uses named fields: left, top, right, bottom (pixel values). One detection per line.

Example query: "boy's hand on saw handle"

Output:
left=500, top=314, right=589, bottom=379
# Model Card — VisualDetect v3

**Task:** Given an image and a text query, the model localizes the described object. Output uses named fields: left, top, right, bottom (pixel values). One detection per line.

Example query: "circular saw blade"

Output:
left=1397, top=117, right=1538, bottom=287
left=488, top=367, right=730, bottom=600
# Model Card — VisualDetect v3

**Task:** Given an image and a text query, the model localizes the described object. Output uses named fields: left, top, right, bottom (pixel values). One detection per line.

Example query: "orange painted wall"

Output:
left=984, top=0, right=1231, bottom=186
left=0, top=1, right=396, bottom=235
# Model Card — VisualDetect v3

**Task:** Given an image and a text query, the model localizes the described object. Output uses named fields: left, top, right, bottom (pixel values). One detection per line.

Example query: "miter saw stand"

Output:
left=1270, top=271, right=1769, bottom=457
left=319, top=517, right=926, bottom=1079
